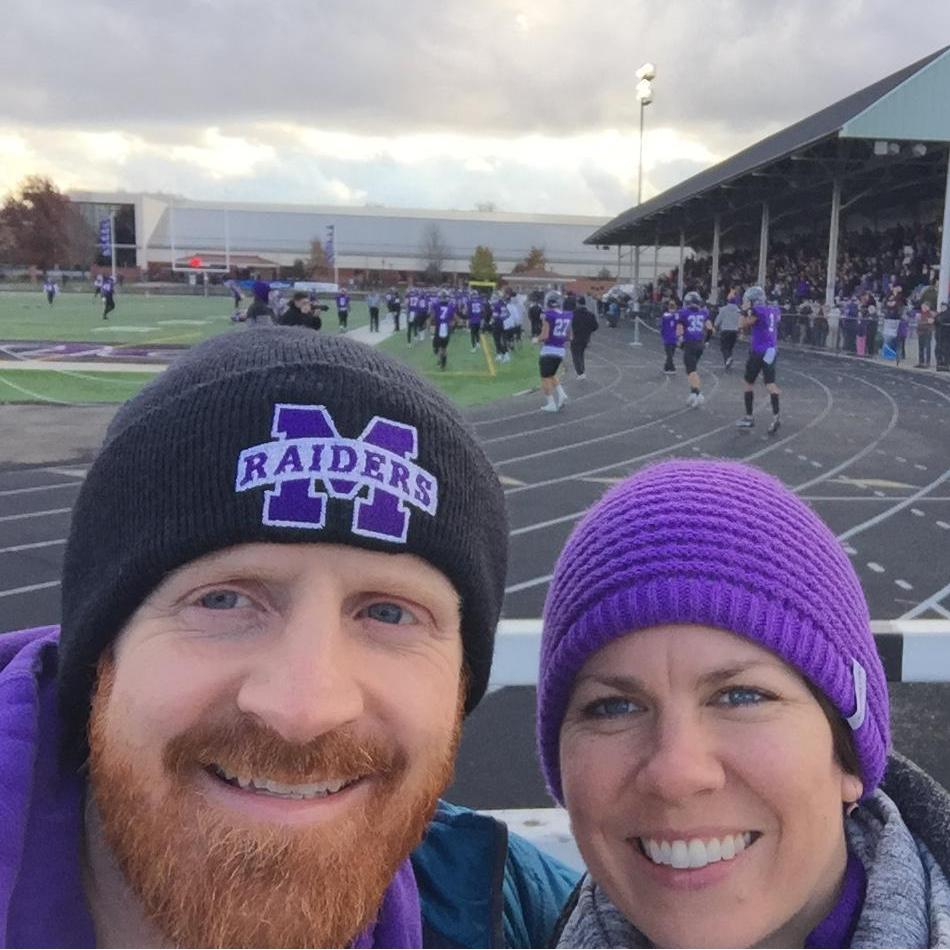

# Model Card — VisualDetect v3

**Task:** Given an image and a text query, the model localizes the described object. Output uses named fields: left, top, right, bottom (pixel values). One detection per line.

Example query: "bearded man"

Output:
left=0, top=328, right=576, bottom=947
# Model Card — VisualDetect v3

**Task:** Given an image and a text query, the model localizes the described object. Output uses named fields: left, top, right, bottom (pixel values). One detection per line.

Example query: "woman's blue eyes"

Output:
left=715, top=687, right=768, bottom=707
left=586, top=697, right=640, bottom=718
left=584, top=687, right=769, bottom=719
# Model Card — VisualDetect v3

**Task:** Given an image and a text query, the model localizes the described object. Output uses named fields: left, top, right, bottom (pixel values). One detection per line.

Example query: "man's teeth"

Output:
left=211, top=764, right=354, bottom=799
left=640, top=832, right=754, bottom=869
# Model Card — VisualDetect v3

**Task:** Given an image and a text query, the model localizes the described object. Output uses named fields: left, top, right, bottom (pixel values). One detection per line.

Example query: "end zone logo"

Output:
left=235, top=404, right=438, bottom=543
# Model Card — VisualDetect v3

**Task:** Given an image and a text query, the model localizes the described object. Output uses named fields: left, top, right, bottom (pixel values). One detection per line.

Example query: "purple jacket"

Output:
left=0, top=627, right=421, bottom=947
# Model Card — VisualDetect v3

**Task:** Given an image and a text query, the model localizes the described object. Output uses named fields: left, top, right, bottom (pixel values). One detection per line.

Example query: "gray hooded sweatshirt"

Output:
left=554, top=753, right=950, bottom=948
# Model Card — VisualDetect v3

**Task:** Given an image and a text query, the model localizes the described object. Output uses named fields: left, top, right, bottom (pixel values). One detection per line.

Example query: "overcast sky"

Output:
left=2, top=0, right=949, bottom=215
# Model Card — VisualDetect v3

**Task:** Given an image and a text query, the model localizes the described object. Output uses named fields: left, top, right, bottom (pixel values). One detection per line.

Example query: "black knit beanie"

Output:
left=58, top=327, right=508, bottom=762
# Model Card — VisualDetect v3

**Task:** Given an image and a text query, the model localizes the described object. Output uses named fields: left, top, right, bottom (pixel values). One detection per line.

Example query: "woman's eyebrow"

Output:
left=572, top=673, right=647, bottom=693
left=574, top=662, right=779, bottom=694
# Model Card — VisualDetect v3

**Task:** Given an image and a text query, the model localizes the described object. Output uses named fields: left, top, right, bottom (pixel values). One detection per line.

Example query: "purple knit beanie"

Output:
left=537, top=459, right=889, bottom=803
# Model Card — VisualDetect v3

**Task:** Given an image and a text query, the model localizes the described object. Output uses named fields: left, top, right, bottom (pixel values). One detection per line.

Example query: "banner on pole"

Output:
left=98, top=218, right=112, bottom=256
left=325, top=224, right=335, bottom=265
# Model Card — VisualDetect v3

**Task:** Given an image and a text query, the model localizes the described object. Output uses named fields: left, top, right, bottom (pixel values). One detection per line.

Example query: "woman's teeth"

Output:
left=639, top=832, right=755, bottom=869
left=210, top=764, right=355, bottom=799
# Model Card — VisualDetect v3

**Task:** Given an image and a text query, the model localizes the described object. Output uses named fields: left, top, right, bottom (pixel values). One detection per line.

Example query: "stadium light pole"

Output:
left=109, top=209, right=117, bottom=281
left=631, top=62, right=654, bottom=348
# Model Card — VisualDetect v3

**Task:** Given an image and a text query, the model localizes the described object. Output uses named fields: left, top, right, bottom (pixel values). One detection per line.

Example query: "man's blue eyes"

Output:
left=196, top=592, right=412, bottom=625
left=364, top=602, right=411, bottom=625
left=198, top=590, right=248, bottom=610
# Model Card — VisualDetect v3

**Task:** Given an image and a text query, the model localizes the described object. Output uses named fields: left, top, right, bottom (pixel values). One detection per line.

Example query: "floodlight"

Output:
left=888, top=142, right=901, bottom=155
left=636, top=78, right=653, bottom=104
left=636, top=62, right=656, bottom=81
left=912, top=143, right=927, bottom=157
left=873, top=140, right=888, bottom=156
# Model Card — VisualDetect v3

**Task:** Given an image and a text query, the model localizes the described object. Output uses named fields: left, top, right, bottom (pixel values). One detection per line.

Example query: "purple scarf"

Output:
left=805, top=851, right=867, bottom=949
left=1, top=626, right=422, bottom=947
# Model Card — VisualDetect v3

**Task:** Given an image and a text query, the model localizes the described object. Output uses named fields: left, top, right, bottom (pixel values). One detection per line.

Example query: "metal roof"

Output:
left=587, top=46, right=950, bottom=247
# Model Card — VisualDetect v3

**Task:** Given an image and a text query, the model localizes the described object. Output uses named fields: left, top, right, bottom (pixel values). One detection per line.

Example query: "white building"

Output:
left=69, top=191, right=677, bottom=282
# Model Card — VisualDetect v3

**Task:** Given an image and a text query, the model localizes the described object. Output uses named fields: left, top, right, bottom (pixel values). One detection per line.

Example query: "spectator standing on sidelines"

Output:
left=675, top=291, right=713, bottom=408
left=528, top=291, right=543, bottom=340
left=916, top=301, right=935, bottom=368
left=490, top=292, right=509, bottom=363
left=936, top=302, right=950, bottom=371
left=714, top=293, right=741, bottom=369
left=101, top=275, right=116, bottom=320
left=335, top=289, right=350, bottom=332
left=386, top=286, right=402, bottom=334
left=736, top=285, right=782, bottom=435
left=503, top=288, right=522, bottom=352
left=660, top=297, right=678, bottom=374
left=897, top=309, right=909, bottom=364
left=866, top=301, right=880, bottom=357
left=569, top=295, right=598, bottom=380
left=43, top=276, right=57, bottom=306
left=366, top=288, right=382, bottom=333
left=538, top=290, right=571, bottom=412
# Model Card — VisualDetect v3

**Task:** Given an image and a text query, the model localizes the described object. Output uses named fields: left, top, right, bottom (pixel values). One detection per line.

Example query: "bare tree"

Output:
left=308, top=238, right=331, bottom=279
left=419, top=223, right=449, bottom=283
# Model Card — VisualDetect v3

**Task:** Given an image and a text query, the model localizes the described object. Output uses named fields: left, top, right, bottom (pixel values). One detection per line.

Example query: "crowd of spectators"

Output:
left=636, top=222, right=950, bottom=370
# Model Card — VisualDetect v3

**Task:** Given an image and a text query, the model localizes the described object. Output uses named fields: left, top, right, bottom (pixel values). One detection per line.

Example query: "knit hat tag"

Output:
left=846, top=658, right=868, bottom=731
left=235, top=403, right=439, bottom=543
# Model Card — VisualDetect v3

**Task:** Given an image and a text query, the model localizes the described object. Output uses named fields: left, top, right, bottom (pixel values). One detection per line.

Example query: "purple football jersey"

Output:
left=661, top=311, right=679, bottom=344
left=749, top=304, right=780, bottom=354
left=468, top=297, right=485, bottom=326
left=540, top=309, right=572, bottom=355
left=336, top=293, right=349, bottom=311
left=677, top=307, right=709, bottom=343
left=434, top=301, right=455, bottom=338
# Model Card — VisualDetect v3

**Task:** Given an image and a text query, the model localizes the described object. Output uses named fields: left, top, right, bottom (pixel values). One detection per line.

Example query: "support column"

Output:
left=710, top=213, right=721, bottom=304
left=617, top=244, right=622, bottom=280
left=677, top=227, right=685, bottom=300
left=939, top=151, right=950, bottom=309
left=634, top=245, right=640, bottom=298
left=757, top=201, right=769, bottom=288
left=825, top=178, right=841, bottom=309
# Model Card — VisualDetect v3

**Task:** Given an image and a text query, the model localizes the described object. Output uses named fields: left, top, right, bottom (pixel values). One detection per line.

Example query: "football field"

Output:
left=0, top=291, right=540, bottom=406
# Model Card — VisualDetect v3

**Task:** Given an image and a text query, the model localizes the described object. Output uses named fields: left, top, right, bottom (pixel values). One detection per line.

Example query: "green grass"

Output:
left=0, top=291, right=539, bottom=407
left=0, top=290, right=368, bottom=345
left=377, top=328, right=540, bottom=406
left=0, top=368, right=158, bottom=404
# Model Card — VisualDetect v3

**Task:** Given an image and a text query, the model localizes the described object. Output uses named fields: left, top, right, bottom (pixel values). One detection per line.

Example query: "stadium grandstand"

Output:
left=67, top=192, right=679, bottom=285
left=587, top=45, right=950, bottom=318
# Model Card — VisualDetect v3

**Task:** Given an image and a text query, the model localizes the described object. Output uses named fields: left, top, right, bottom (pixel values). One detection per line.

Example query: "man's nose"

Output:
left=235, top=607, right=365, bottom=744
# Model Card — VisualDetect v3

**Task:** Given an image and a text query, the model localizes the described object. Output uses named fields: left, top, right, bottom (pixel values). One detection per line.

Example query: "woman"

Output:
left=538, top=459, right=950, bottom=948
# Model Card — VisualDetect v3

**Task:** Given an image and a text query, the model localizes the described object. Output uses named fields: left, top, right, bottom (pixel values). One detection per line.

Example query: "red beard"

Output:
left=87, top=662, right=462, bottom=948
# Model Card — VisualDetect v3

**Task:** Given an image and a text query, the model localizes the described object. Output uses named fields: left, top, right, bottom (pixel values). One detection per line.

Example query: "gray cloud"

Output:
left=4, top=0, right=948, bottom=138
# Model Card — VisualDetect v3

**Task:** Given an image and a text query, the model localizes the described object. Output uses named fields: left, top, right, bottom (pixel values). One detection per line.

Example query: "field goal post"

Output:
left=171, top=253, right=232, bottom=275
